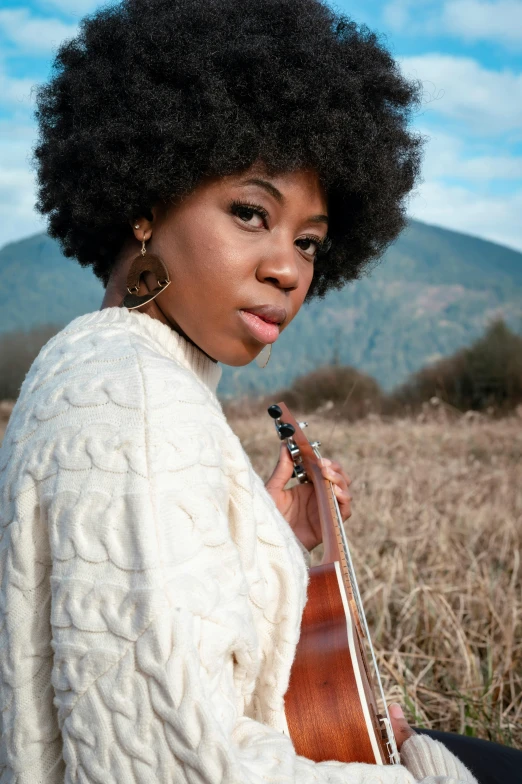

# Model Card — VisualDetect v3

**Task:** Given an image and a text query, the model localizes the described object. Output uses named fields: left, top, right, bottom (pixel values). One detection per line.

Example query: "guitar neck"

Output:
left=316, top=458, right=367, bottom=638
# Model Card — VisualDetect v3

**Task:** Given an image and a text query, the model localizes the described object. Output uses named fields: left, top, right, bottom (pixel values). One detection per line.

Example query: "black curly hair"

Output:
left=33, top=0, right=423, bottom=299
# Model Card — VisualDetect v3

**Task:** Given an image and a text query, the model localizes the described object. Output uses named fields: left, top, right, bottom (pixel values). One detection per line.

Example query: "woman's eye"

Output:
left=230, top=201, right=268, bottom=228
left=296, top=236, right=321, bottom=259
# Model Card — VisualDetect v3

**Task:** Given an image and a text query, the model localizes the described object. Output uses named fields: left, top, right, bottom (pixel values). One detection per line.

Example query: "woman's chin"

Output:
left=220, top=355, right=262, bottom=368
left=214, top=342, right=267, bottom=367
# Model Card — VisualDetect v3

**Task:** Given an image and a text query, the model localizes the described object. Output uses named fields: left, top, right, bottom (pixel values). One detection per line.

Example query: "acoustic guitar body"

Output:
left=284, top=562, right=389, bottom=764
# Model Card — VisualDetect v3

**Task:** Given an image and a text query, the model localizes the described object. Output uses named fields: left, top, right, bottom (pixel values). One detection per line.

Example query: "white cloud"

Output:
left=0, top=74, right=37, bottom=110
left=408, top=126, right=522, bottom=250
left=384, top=0, right=522, bottom=45
left=419, top=128, right=522, bottom=181
left=408, top=179, right=522, bottom=251
left=0, top=61, right=38, bottom=112
left=0, top=165, right=45, bottom=241
left=457, top=155, right=522, bottom=180
left=0, top=9, right=78, bottom=54
left=384, top=0, right=443, bottom=33
left=444, top=1, right=522, bottom=45
left=0, top=122, right=47, bottom=246
left=401, top=54, right=522, bottom=134
left=383, top=0, right=413, bottom=29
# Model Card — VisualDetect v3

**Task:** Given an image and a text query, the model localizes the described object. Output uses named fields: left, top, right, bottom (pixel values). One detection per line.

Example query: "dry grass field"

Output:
left=228, top=406, right=522, bottom=749
left=1, top=400, right=521, bottom=748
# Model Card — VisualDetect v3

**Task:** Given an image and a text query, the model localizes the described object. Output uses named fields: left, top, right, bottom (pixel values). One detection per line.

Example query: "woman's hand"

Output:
left=388, top=704, right=416, bottom=752
left=265, top=442, right=352, bottom=551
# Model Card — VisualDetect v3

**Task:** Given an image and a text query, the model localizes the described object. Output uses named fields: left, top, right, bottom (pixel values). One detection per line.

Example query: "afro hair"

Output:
left=33, top=0, right=423, bottom=299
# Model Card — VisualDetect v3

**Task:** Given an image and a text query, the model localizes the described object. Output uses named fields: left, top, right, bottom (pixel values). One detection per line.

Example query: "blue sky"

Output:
left=1, top=0, right=521, bottom=252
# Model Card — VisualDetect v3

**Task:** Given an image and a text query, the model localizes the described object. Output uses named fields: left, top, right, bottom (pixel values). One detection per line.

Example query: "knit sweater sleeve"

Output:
left=400, top=736, right=478, bottom=783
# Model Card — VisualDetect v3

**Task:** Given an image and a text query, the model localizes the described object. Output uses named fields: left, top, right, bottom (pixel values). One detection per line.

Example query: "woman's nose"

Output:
left=256, top=241, right=300, bottom=291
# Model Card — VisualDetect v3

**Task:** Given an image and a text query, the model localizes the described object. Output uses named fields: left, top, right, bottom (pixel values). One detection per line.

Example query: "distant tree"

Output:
left=388, top=319, right=522, bottom=414
left=0, top=324, right=62, bottom=400
left=274, top=364, right=383, bottom=420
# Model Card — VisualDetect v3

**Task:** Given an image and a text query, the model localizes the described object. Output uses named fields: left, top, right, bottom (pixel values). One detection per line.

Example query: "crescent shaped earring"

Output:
left=120, top=226, right=171, bottom=310
left=256, top=344, right=272, bottom=368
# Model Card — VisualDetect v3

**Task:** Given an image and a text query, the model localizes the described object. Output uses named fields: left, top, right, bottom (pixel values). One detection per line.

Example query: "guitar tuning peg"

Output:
left=293, top=463, right=308, bottom=483
left=310, top=440, right=321, bottom=448
left=278, top=422, right=295, bottom=440
left=267, top=404, right=282, bottom=420
left=298, top=421, right=308, bottom=429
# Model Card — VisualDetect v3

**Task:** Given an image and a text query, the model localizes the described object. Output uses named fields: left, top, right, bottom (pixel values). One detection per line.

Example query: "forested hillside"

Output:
left=1, top=220, right=520, bottom=394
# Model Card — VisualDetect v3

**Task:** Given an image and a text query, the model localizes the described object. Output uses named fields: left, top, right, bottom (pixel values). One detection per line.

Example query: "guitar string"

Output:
left=332, top=483, right=400, bottom=763
left=312, top=444, right=400, bottom=764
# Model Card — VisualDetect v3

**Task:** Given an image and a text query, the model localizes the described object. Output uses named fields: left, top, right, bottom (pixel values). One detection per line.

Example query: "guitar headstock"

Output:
left=267, top=402, right=322, bottom=484
left=267, top=401, right=345, bottom=570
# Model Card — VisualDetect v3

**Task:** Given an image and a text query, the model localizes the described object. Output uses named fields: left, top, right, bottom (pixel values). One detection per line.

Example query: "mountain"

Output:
left=1, top=221, right=521, bottom=396
left=0, top=232, right=104, bottom=332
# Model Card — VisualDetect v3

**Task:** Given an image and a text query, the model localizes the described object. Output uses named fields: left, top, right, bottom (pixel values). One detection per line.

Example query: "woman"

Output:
left=0, top=0, right=481, bottom=781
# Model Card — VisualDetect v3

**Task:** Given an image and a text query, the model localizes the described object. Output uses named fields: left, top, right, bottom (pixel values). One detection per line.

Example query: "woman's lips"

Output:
left=238, top=310, right=280, bottom=344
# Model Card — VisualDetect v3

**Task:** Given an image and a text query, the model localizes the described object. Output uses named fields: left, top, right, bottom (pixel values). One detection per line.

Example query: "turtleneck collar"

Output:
left=64, top=306, right=223, bottom=395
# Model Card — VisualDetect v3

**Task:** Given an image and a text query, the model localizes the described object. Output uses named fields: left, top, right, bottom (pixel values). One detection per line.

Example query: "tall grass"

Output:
left=229, top=409, right=522, bottom=748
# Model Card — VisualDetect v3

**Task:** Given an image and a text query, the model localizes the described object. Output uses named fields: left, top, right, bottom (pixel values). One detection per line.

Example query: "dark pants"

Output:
left=415, top=728, right=522, bottom=784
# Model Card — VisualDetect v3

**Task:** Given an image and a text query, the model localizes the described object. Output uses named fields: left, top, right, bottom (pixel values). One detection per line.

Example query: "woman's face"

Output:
left=112, top=163, right=329, bottom=366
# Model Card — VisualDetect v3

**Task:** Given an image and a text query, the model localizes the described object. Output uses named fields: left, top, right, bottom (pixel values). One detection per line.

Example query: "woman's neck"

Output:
left=100, top=273, right=218, bottom=364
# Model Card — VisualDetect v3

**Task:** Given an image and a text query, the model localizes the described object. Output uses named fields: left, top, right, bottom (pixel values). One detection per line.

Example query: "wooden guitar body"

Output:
left=285, top=563, right=389, bottom=764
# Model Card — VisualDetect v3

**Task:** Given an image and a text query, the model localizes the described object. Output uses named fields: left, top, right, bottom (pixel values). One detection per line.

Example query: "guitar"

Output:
left=267, top=402, right=400, bottom=765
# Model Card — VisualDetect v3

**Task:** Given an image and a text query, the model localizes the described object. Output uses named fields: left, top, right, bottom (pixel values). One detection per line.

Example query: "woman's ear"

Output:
left=129, top=216, right=153, bottom=243
left=129, top=202, right=166, bottom=242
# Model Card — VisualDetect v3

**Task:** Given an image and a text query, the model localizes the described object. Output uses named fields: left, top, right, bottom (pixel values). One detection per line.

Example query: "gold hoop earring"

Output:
left=120, top=235, right=171, bottom=310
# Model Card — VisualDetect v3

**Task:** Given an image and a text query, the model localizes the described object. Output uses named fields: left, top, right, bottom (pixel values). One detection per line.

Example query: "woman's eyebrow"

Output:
left=239, top=177, right=329, bottom=225
left=241, top=177, right=284, bottom=203
left=307, top=214, right=329, bottom=226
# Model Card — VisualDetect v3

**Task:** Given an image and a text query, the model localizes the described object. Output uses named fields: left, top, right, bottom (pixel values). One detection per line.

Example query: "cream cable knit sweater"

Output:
left=0, top=306, right=478, bottom=784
